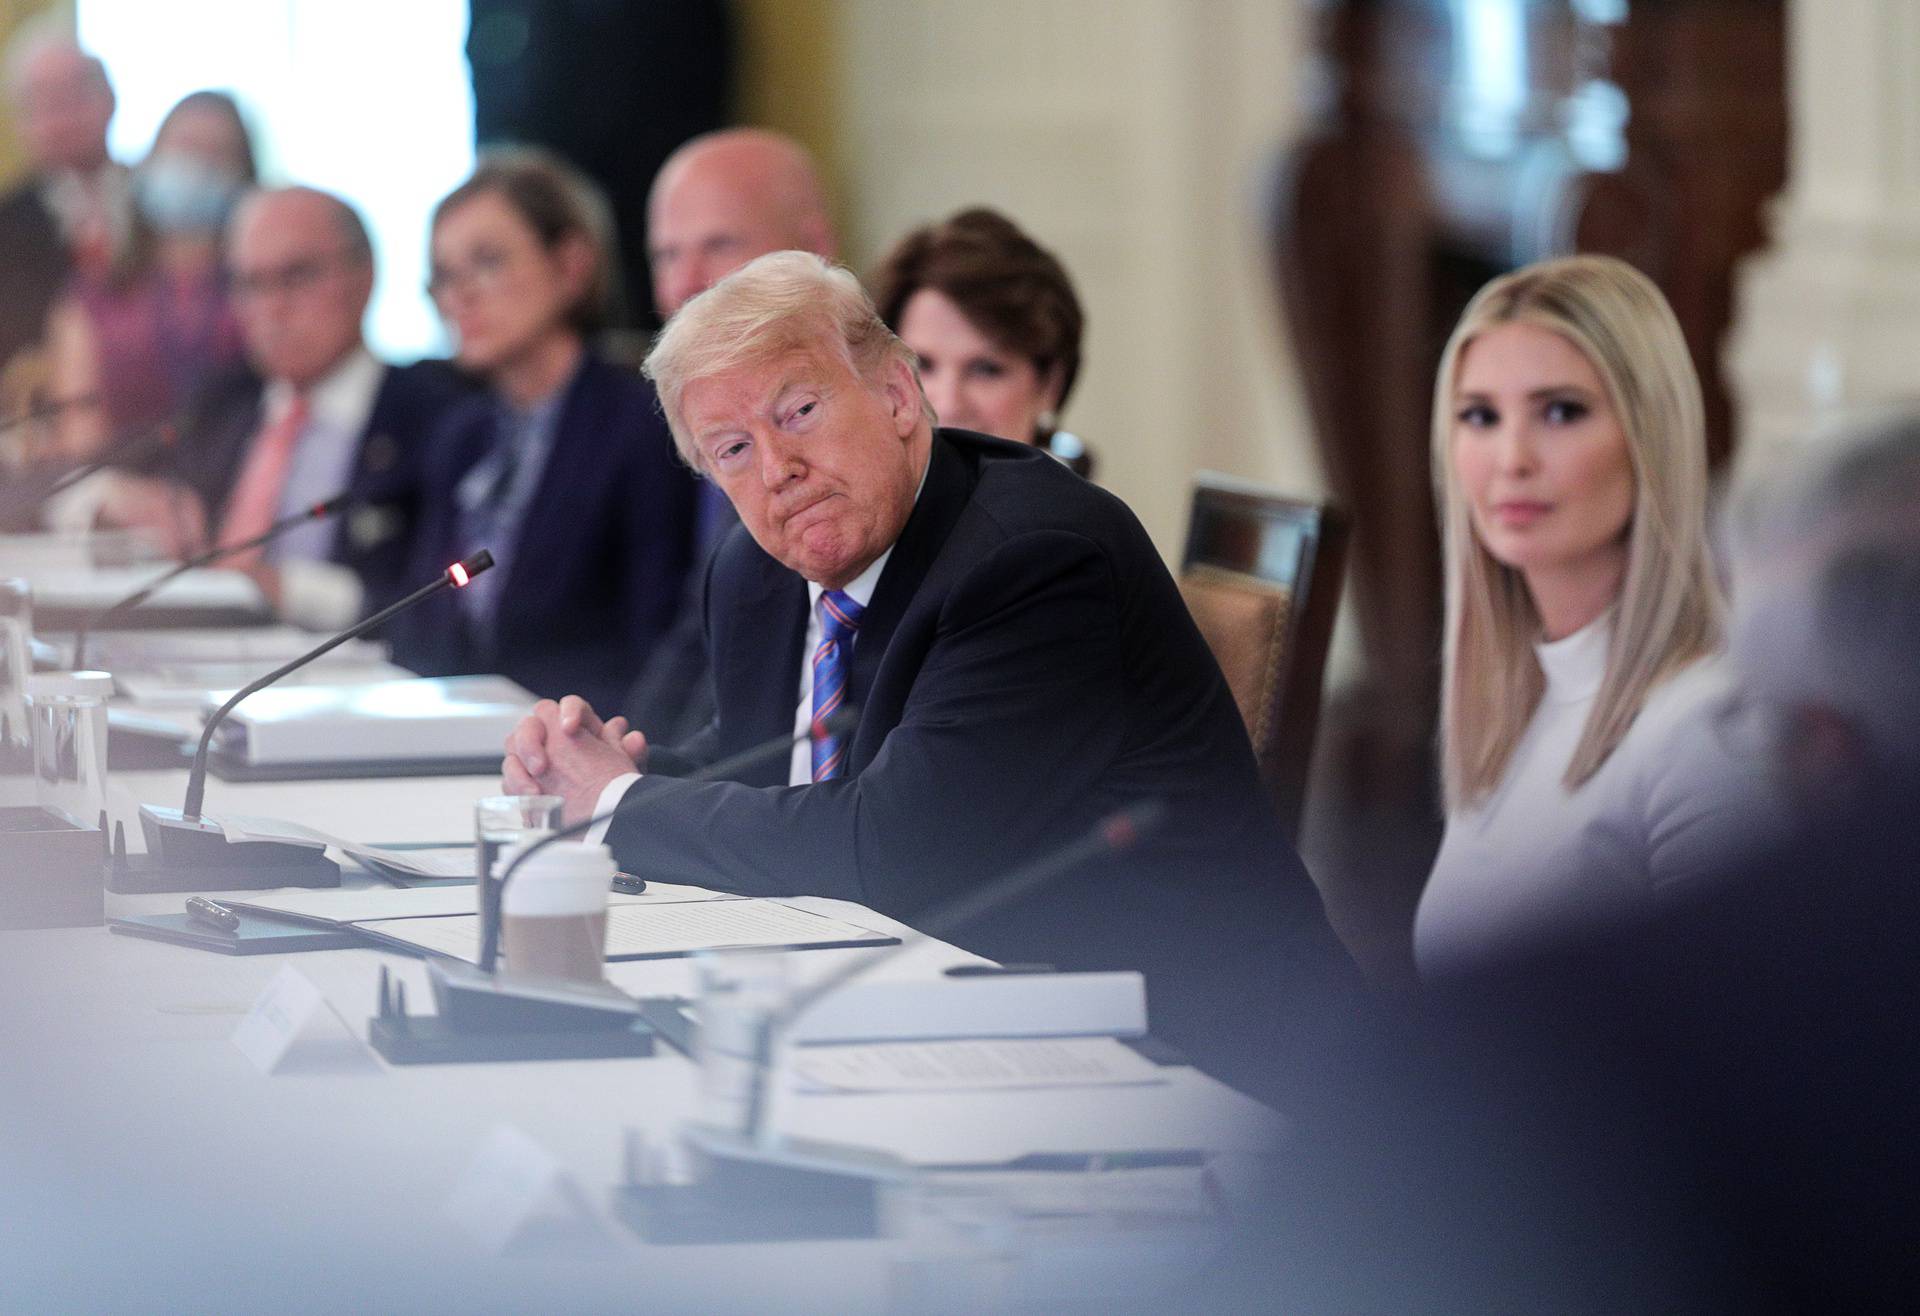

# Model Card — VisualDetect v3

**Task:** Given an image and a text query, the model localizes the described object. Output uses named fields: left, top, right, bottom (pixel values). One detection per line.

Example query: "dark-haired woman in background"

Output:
left=391, top=148, right=696, bottom=711
left=868, top=206, right=1094, bottom=477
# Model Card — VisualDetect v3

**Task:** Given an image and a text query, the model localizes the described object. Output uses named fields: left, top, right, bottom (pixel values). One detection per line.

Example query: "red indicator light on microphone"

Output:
left=449, top=562, right=471, bottom=587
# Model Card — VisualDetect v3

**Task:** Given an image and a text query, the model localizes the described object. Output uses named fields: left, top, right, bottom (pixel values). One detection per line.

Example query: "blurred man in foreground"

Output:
left=1212, top=417, right=1920, bottom=1311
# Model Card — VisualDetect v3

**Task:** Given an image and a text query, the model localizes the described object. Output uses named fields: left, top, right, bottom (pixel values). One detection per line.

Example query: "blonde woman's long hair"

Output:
left=1433, top=254, right=1724, bottom=811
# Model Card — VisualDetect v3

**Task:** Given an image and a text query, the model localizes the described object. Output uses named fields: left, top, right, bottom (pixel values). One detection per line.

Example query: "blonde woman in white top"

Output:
left=1414, top=255, right=1772, bottom=978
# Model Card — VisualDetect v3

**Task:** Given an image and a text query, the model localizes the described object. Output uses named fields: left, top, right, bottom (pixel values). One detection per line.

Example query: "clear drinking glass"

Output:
left=474, top=793, right=561, bottom=962
left=26, top=671, right=113, bottom=829
left=692, top=948, right=794, bottom=1136
left=0, top=579, right=31, bottom=759
left=0, top=579, right=32, bottom=805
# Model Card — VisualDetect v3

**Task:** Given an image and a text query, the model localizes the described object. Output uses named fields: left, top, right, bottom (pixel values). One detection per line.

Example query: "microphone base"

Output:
left=368, top=1014, right=655, bottom=1065
left=364, top=960, right=655, bottom=1065
left=429, top=959, right=649, bottom=1032
left=112, top=805, right=341, bottom=894
left=612, top=1124, right=909, bottom=1244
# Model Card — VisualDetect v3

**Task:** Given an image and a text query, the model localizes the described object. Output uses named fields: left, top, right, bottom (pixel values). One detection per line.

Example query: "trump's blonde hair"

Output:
left=644, top=250, right=924, bottom=471
left=1433, top=254, right=1723, bottom=810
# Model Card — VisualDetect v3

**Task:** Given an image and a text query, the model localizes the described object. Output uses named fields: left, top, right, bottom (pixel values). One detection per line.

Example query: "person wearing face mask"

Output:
left=1412, top=255, right=1778, bottom=980
left=43, top=89, right=253, bottom=467
left=868, top=207, right=1093, bottom=478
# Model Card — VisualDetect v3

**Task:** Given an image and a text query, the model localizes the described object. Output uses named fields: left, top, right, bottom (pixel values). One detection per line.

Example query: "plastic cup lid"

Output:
left=26, top=670, right=114, bottom=698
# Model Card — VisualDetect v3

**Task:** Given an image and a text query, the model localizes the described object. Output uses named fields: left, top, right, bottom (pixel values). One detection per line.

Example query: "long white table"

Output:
left=3, top=761, right=1285, bottom=1311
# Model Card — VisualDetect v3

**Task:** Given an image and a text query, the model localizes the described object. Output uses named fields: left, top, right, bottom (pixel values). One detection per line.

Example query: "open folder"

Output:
left=226, top=887, right=898, bottom=965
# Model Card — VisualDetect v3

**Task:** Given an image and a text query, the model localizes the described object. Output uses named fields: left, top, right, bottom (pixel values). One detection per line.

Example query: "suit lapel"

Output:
left=718, top=541, right=809, bottom=785
left=846, top=433, right=972, bottom=749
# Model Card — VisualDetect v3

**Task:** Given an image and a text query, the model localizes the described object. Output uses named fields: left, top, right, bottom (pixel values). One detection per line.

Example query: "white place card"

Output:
left=445, top=1124, right=596, bottom=1253
left=230, top=965, right=371, bottom=1075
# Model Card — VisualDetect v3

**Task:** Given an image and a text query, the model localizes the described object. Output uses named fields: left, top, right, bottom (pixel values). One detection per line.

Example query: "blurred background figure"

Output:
left=0, top=22, right=125, bottom=411
left=43, top=88, right=253, bottom=462
left=60, top=186, right=470, bottom=624
left=1208, top=414, right=1920, bottom=1314
left=869, top=206, right=1092, bottom=477
left=1727, top=411, right=1920, bottom=806
left=390, top=147, right=695, bottom=710
left=1413, top=255, right=1774, bottom=980
left=618, top=127, right=840, bottom=746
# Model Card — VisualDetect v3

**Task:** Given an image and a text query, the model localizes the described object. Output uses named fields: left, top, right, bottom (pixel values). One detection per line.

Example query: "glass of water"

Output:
left=692, top=948, right=794, bottom=1137
left=474, top=793, right=561, bottom=963
left=0, top=579, right=31, bottom=765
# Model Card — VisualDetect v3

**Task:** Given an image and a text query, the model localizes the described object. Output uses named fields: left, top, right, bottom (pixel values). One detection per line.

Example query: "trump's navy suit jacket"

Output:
left=390, top=353, right=698, bottom=711
left=609, top=429, right=1353, bottom=1087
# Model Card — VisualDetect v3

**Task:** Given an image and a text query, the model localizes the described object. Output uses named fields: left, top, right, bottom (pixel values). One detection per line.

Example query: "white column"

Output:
left=1727, top=0, right=1920, bottom=480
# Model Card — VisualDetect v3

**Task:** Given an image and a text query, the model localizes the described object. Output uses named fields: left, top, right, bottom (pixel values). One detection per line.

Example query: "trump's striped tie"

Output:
left=810, top=589, right=864, bottom=781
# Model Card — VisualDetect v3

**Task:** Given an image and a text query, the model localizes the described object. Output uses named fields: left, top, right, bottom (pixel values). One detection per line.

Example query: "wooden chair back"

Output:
left=1179, top=474, right=1350, bottom=840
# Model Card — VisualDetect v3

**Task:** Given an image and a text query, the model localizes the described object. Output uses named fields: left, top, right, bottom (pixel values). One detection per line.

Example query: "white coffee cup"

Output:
left=497, top=840, right=614, bottom=983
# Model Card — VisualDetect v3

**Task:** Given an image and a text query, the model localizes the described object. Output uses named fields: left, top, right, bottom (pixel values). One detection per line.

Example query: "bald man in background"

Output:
left=621, top=128, right=839, bottom=741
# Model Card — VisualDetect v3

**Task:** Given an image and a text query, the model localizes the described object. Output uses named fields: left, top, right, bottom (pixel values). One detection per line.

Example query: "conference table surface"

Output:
left=3, top=756, right=1285, bottom=1312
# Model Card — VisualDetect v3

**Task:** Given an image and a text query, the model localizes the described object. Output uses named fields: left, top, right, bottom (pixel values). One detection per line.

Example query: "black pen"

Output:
left=185, top=896, right=240, bottom=933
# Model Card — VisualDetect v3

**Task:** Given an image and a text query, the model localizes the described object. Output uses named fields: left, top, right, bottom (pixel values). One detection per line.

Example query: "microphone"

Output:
left=132, top=550, right=494, bottom=886
left=479, top=705, right=860, bottom=973
left=0, top=416, right=181, bottom=528
left=70, top=492, right=353, bottom=668
left=47, top=417, right=178, bottom=494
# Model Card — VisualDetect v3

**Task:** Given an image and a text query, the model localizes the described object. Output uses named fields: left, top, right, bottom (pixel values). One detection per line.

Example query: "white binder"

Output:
left=207, top=675, right=538, bottom=766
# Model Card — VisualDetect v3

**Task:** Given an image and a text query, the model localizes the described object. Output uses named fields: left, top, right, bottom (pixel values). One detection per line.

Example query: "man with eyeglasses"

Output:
left=72, top=186, right=470, bottom=623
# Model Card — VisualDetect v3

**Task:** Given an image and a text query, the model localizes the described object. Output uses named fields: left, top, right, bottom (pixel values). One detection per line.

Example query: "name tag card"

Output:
left=230, top=965, right=375, bottom=1075
left=446, top=1124, right=599, bottom=1253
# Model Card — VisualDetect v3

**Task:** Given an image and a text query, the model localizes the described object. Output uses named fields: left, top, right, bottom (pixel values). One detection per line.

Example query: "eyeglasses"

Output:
left=230, top=249, right=361, bottom=301
left=426, top=247, right=515, bottom=304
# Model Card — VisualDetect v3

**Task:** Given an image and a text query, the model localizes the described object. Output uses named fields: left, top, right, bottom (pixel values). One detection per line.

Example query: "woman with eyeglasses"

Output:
left=390, top=148, right=697, bottom=711
left=1413, top=255, right=1776, bottom=980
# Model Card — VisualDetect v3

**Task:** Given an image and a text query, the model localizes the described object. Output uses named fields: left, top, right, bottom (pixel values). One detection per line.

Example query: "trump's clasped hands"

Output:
left=503, top=696, right=647, bottom=825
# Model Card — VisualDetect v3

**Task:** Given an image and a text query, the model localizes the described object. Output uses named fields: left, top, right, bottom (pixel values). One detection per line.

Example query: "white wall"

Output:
left=76, top=0, right=473, bottom=360
left=836, top=0, right=1323, bottom=558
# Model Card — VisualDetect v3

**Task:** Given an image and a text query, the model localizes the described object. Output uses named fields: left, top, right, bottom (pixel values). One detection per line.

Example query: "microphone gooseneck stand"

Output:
left=108, top=551, right=494, bottom=894
left=71, top=493, right=353, bottom=669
